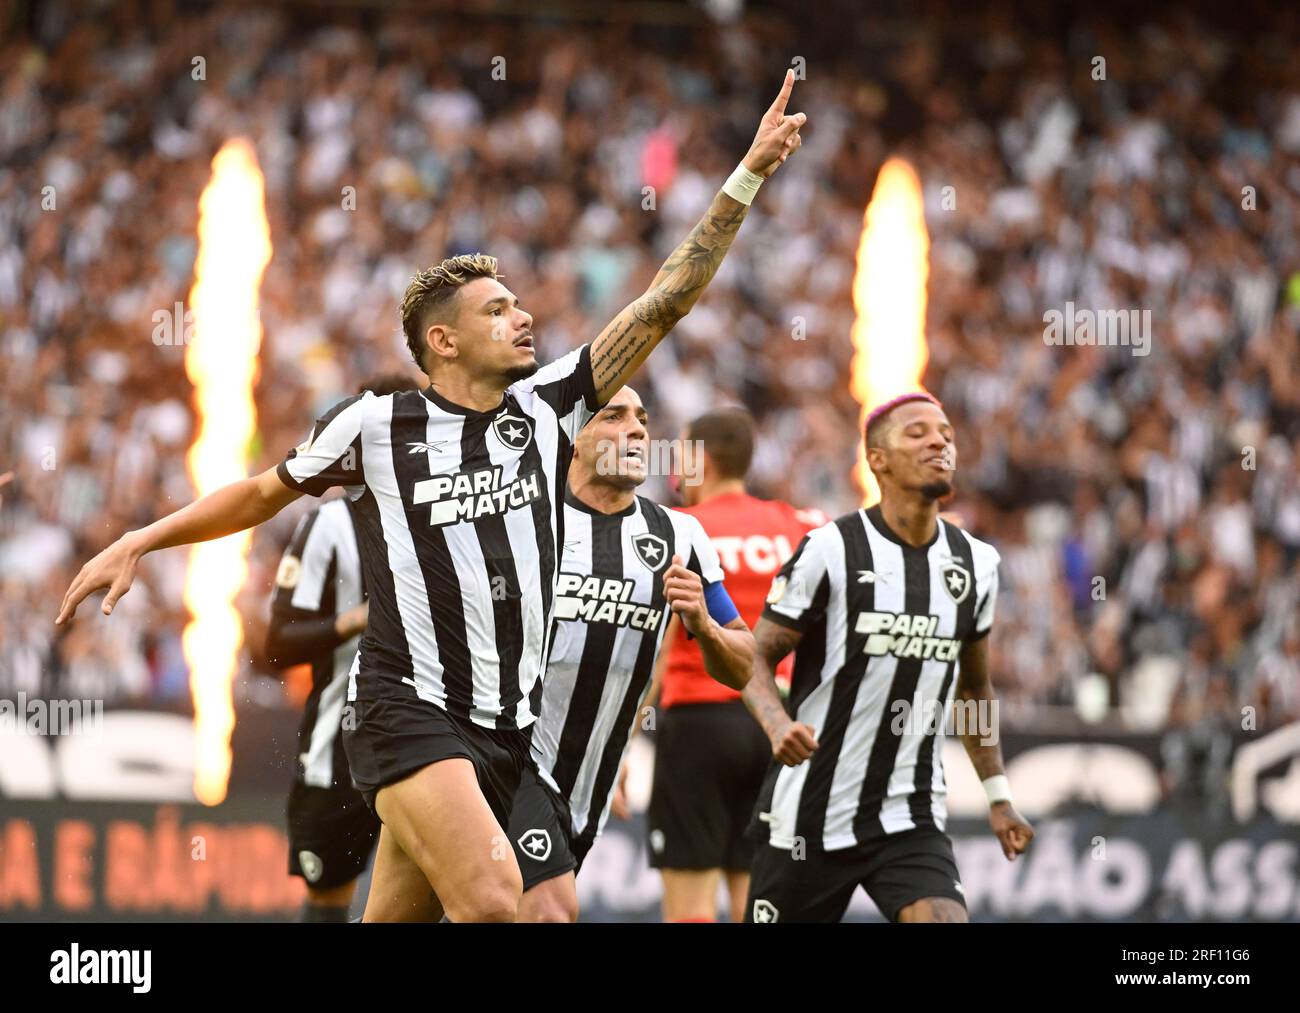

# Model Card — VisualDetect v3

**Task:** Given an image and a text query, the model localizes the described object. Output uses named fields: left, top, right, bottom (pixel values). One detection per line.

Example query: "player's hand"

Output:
left=769, top=717, right=818, bottom=766
left=663, top=555, right=708, bottom=636
left=989, top=801, right=1034, bottom=860
left=335, top=602, right=370, bottom=639
left=742, top=68, right=806, bottom=179
left=610, top=760, right=631, bottom=821
left=56, top=531, right=147, bottom=624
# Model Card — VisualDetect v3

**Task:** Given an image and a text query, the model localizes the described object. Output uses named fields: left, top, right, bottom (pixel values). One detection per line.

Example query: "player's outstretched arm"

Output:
left=956, top=637, right=1034, bottom=860
left=588, top=69, right=806, bottom=403
left=56, top=466, right=301, bottom=624
left=743, top=617, right=818, bottom=766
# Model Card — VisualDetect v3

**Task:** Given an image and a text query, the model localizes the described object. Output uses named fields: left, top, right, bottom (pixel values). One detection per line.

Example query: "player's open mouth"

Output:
left=513, top=334, right=534, bottom=350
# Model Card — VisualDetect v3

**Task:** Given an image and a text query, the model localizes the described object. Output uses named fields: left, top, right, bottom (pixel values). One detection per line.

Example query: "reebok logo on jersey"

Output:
left=855, top=611, right=962, bottom=662
left=553, top=572, right=663, bottom=631
left=412, top=465, right=542, bottom=526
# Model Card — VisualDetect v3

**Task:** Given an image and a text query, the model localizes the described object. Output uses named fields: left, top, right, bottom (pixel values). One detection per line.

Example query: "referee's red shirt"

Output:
left=660, top=492, right=827, bottom=709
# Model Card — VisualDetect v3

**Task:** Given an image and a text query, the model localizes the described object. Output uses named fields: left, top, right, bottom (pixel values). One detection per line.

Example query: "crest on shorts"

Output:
left=517, top=828, right=551, bottom=862
left=631, top=532, right=669, bottom=572
left=752, top=899, right=779, bottom=923
left=298, top=850, right=324, bottom=883
left=493, top=414, right=533, bottom=452
left=941, top=563, right=971, bottom=605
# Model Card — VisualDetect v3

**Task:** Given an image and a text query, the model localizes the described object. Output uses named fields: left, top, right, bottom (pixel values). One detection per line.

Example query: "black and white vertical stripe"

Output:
left=531, top=495, right=723, bottom=853
left=277, top=345, right=599, bottom=730
left=756, top=506, right=1000, bottom=851
left=271, top=498, right=364, bottom=789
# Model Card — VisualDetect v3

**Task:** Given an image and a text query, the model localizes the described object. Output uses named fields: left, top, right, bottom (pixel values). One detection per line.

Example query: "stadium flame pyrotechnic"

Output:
left=850, top=157, right=931, bottom=505
left=183, top=139, right=271, bottom=805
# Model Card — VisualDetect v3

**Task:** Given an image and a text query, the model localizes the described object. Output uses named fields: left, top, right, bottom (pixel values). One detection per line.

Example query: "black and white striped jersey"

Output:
left=276, top=345, right=600, bottom=731
left=530, top=492, right=725, bottom=854
left=269, top=498, right=364, bottom=789
left=754, top=505, right=1001, bottom=851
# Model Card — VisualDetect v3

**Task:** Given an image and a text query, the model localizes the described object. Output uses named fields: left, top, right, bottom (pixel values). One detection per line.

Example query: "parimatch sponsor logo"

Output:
left=855, top=611, right=963, bottom=662
left=412, top=465, right=542, bottom=526
left=552, top=573, right=663, bottom=631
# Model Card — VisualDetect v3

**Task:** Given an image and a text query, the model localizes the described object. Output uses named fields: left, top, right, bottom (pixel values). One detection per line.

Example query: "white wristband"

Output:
left=982, top=774, right=1012, bottom=807
left=722, top=162, right=765, bottom=205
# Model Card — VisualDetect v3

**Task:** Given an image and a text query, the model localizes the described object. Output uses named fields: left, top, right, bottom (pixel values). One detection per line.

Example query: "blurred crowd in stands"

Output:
left=1, top=0, right=1297, bottom=739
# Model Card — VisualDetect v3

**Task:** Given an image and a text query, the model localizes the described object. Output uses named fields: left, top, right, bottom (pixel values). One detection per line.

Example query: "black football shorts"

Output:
left=647, top=700, right=772, bottom=871
left=745, top=826, right=967, bottom=923
left=506, top=766, right=588, bottom=891
left=287, top=779, right=380, bottom=890
left=343, top=694, right=531, bottom=830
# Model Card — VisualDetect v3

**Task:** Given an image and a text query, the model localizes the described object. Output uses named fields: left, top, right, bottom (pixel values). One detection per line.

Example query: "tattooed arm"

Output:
left=588, top=191, right=748, bottom=401
left=589, top=70, right=807, bottom=402
left=742, top=617, right=819, bottom=766
left=957, top=637, right=1034, bottom=860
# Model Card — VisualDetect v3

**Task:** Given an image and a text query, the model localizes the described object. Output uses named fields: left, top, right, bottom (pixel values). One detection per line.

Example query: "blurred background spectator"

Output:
left=1, top=0, right=1296, bottom=734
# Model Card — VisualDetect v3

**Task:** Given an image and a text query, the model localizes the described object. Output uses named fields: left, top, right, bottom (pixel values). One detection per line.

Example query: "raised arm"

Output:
left=589, top=69, right=806, bottom=402
left=742, top=617, right=818, bottom=766
left=56, top=466, right=300, bottom=623
left=955, top=637, right=1034, bottom=860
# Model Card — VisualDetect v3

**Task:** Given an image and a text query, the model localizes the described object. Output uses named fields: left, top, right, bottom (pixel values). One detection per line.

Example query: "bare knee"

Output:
left=443, top=869, right=523, bottom=923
